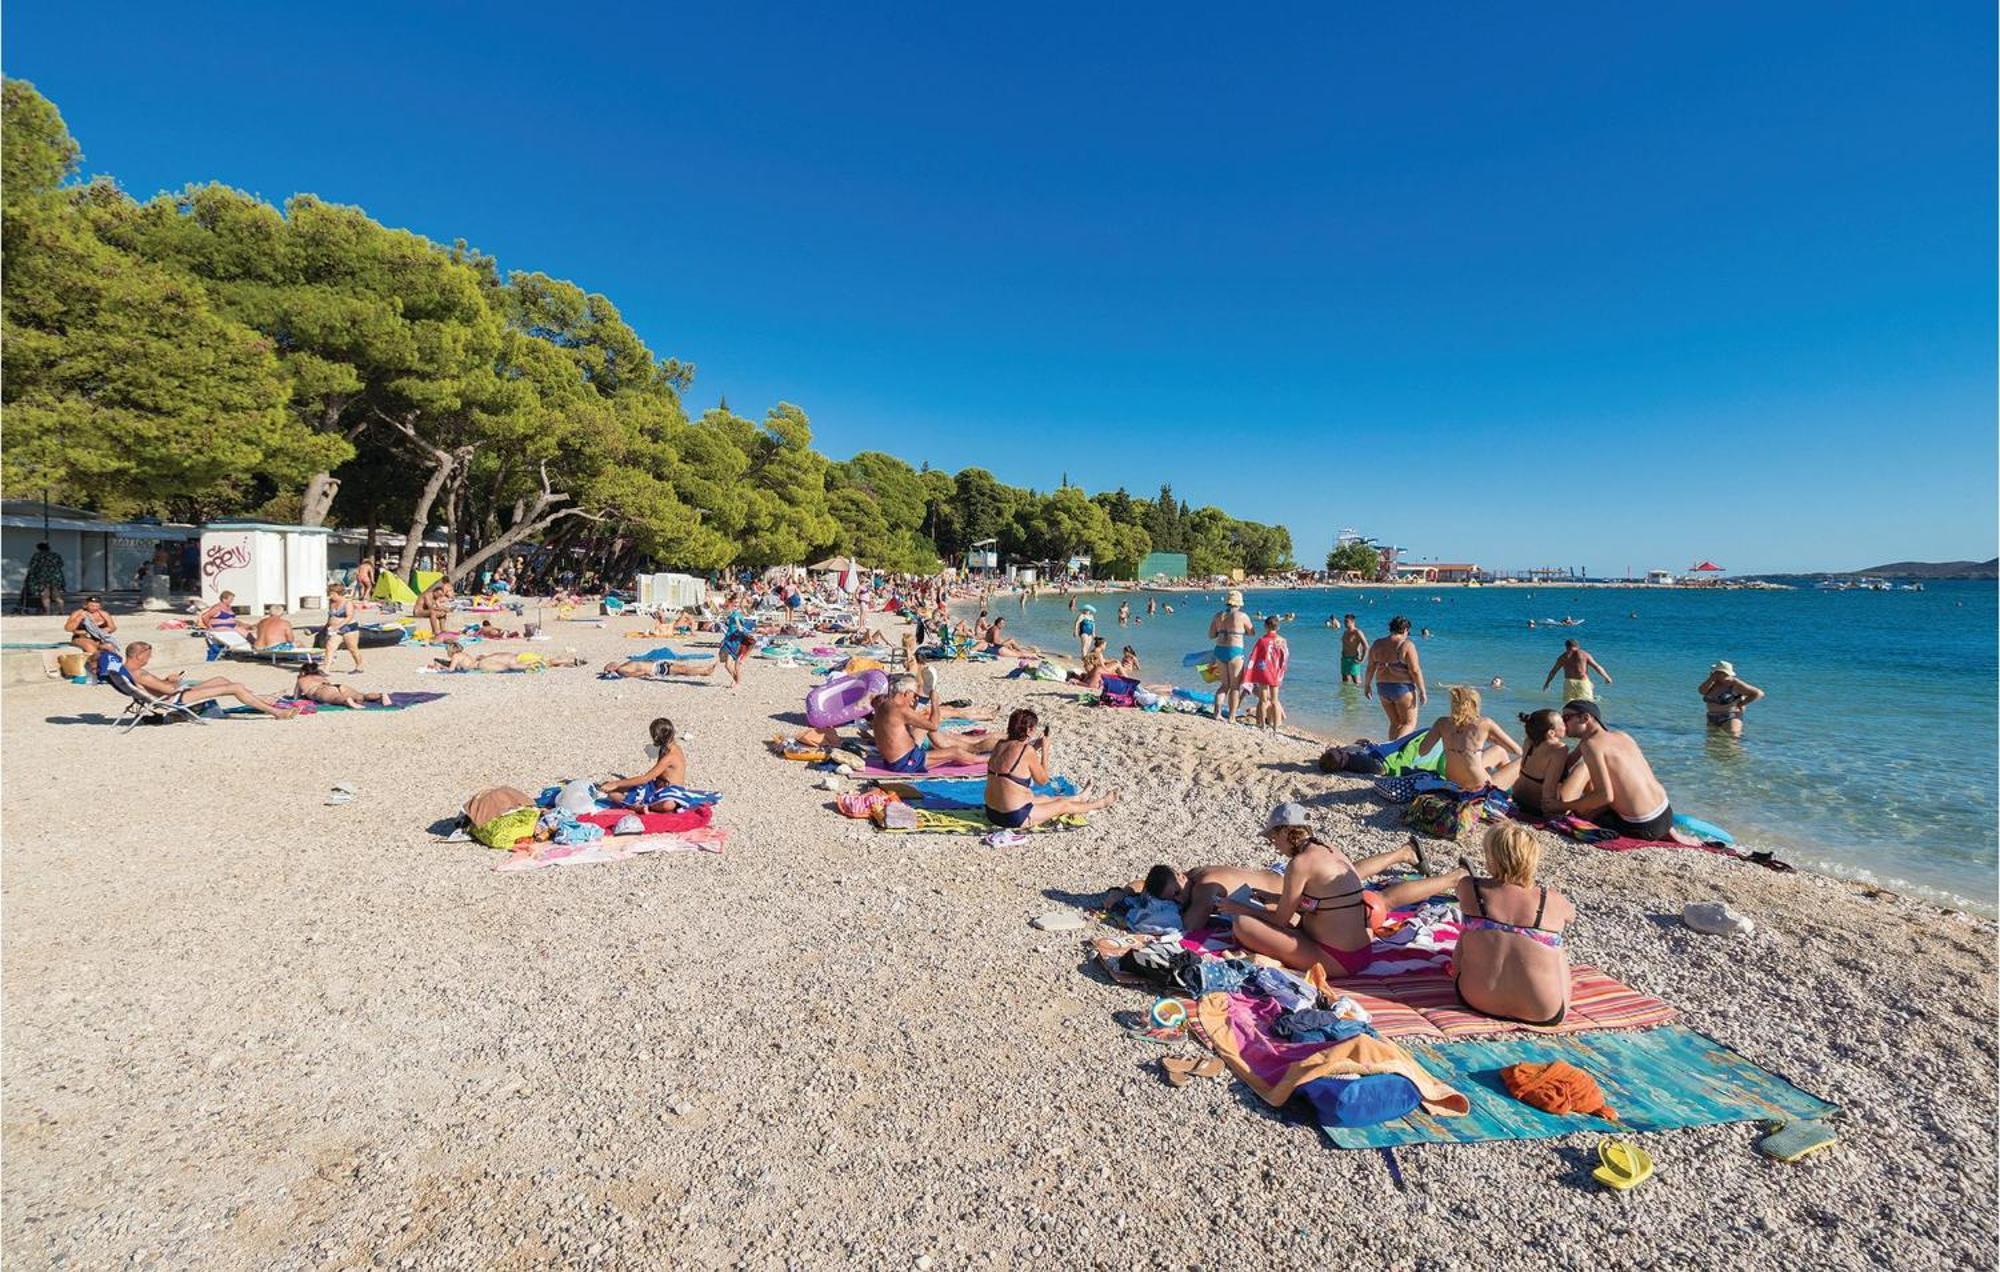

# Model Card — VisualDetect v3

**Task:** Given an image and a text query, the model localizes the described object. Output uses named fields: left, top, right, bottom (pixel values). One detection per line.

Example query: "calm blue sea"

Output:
left=982, top=580, right=1998, bottom=912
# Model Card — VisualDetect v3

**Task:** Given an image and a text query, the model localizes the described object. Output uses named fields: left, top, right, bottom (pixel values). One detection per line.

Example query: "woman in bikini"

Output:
left=1697, top=660, right=1764, bottom=737
left=1363, top=616, right=1426, bottom=736
left=320, top=583, right=367, bottom=673
left=293, top=666, right=393, bottom=708
left=1220, top=804, right=1462, bottom=977
left=981, top=708, right=1118, bottom=830
left=600, top=717, right=692, bottom=811
left=196, top=591, right=246, bottom=634
left=1452, top=824, right=1574, bottom=1026
left=1417, top=686, right=1525, bottom=789
left=1510, top=709, right=1569, bottom=819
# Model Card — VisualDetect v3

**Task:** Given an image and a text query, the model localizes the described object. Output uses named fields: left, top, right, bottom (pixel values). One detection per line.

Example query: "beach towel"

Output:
left=1305, top=964, right=1678, bottom=1041
left=1542, top=814, right=1739, bottom=857
left=1196, top=991, right=1470, bottom=1115
left=852, top=759, right=988, bottom=779
left=303, top=691, right=449, bottom=712
left=874, top=776, right=1078, bottom=807
left=493, top=827, right=728, bottom=872
left=630, top=645, right=707, bottom=661
left=876, top=806, right=1087, bottom=834
left=575, top=805, right=716, bottom=834
left=1318, top=1025, right=1838, bottom=1149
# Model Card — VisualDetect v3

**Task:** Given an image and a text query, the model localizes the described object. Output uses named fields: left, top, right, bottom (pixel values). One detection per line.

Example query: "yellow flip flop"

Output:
left=1593, top=1139, right=1654, bottom=1192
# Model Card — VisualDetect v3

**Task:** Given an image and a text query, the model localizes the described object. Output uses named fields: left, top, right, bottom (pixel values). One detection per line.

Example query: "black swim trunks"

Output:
left=1598, top=803, right=1674, bottom=842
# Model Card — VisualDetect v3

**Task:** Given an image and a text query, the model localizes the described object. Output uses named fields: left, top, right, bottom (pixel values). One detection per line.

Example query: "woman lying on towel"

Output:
left=437, top=642, right=583, bottom=672
left=1217, top=803, right=1463, bottom=978
left=293, top=666, right=393, bottom=708
left=599, top=717, right=692, bottom=811
left=981, top=709, right=1118, bottom=829
left=600, top=656, right=723, bottom=681
left=1452, top=824, right=1574, bottom=1026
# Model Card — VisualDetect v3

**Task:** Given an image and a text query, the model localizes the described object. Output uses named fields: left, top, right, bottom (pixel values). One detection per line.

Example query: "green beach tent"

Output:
left=372, top=571, right=418, bottom=605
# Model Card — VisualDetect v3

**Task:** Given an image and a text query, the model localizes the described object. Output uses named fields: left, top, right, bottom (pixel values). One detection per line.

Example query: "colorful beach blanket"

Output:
left=301, top=691, right=449, bottom=712
left=493, top=827, right=728, bottom=873
left=1196, top=991, right=1470, bottom=1114
left=1310, top=964, right=1678, bottom=1041
left=1319, top=1025, right=1838, bottom=1148
left=630, top=646, right=707, bottom=661
left=877, top=807, right=1086, bottom=834
left=874, top=776, right=1078, bottom=807
left=575, top=805, right=716, bottom=834
left=852, top=759, right=988, bottom=779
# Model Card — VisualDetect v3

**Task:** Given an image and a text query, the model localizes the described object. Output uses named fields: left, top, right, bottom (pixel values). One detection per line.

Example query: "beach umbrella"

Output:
left=372, top=571, right=418, bottom=605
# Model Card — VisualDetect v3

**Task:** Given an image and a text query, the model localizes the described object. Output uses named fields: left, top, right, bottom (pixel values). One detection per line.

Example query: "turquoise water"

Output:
left=981, top=581, right=1998, bottom=911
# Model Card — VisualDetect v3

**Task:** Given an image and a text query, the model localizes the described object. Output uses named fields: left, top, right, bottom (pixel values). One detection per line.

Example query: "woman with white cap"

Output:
left=1207, top=589, right=1255, bottom=721
left=1218, top=803, right=1462, bottom=978
left=1697, top=661, right=1764, bottom=737
left=1073, top=604, right=1097, bottom=659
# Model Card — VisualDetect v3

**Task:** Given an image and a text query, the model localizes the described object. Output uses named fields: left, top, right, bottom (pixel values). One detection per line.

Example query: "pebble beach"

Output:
left=3, top=603, right=1994, bottom=1268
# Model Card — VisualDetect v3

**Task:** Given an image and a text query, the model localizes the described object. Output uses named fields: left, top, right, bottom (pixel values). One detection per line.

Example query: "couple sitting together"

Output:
left=1420, top=686, right=1682, bottom=843
left=1142, top=806, right=1574, bottom=1027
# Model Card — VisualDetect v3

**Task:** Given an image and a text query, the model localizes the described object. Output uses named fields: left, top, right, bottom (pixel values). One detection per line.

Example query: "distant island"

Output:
left=1845, top=559, right=1998, bottom=580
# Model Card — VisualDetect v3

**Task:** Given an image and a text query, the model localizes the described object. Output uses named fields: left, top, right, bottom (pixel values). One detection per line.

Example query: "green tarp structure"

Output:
left=1137, top=551, right=1188, bottom=581
left=371, top=572, right=418, bottom=605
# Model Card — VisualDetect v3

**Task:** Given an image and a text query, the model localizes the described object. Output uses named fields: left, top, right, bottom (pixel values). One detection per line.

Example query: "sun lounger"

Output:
left=203, top=629, right=322, bottom=668
left=100, top=663, right=211, bottom=732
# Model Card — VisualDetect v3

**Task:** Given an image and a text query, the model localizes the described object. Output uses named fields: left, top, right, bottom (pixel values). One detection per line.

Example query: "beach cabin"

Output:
left=1646, top=569, right=1676, bottom=586
left=198, top=523, right=331, bottom=613
left=636, top=572, right=708, bottom=610
left=1, top=500, right=200, bottom=597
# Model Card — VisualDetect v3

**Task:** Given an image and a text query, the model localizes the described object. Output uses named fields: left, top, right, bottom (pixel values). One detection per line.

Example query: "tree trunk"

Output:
left=450, top=505, right=592, bottom=586
left=396, top=451, right=457, bottom=580
left=300, top=472, right=341, bottom=526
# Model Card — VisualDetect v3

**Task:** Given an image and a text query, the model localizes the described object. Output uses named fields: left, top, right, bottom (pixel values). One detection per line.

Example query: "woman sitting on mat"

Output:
left=1511, top=709, right=1570, bottom=819
left=1452, top=824, right=1574, bottom=1026
left=1417, top=686, right=1525, bottom=790
left=982, top=708, right=1118, bottom=830
left=1218, top=804, right=1462, bottom=977
left=293, top=665, right=393, bottom=708
left=600, top=717, right=692, bottom=811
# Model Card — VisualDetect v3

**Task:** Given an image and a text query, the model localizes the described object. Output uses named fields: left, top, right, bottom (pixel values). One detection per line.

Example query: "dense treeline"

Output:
left=0, top=81, right=1292, bottom=583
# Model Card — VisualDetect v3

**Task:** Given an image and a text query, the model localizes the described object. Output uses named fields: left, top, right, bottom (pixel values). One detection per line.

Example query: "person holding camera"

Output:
left=982, top=708, right=1119, bottom=830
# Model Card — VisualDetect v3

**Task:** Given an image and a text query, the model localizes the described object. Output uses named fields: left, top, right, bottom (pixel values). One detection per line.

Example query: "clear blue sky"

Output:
left=7, top=2, right=1993, bottom=573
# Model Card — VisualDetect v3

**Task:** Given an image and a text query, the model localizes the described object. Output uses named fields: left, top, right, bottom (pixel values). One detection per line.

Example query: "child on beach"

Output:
left=600, top=717, right=692, bottom=812
left=1242, top=616, right=1289, bottom=729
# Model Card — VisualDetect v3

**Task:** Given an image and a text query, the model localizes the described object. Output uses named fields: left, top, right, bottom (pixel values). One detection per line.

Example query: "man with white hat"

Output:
left=1207, top=589, right=1256, bottom=721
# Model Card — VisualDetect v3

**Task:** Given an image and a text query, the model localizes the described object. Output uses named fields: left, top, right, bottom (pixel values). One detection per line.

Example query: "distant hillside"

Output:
left=1847, top=559, right=1998, bottom=580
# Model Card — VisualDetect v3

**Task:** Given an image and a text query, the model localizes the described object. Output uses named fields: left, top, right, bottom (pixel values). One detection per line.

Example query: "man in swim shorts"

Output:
left=870, top=673, right=998, bottom=772
left=1207, top=590, right=1255, bottom=721
left=1339, top=614, right=1367, bottom=683
left=1543, top=700, right=1677, bottom=841
left=1541, top=638, right=1612, bottom=702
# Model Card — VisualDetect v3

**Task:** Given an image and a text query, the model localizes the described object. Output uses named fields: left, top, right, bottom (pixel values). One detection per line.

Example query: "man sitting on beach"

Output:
left=252, top=608, right=297, bottom=649
left=108, top=642, right=298, bottom=719
left=1542, top=700, right=1684, bottom=842
left=869, top=673, right=998, bottom=772
left=1541, top=638, right=1612, bottom=701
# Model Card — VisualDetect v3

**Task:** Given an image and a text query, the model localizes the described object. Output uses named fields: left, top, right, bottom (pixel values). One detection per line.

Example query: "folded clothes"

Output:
left=1108, top=893, right=1183, bottom=935
left=1273, top=1009, right=1377, bottom=1045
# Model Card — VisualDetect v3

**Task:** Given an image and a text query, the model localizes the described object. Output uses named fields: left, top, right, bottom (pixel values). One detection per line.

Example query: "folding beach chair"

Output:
left=98, top=654, right=210, bottom=732
left=203, top=628, right=323, bottom=669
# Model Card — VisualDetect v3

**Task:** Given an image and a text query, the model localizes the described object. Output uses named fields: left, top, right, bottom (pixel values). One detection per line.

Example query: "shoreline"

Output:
left=947, top=592, right=1999, bottom=921
left=3, top=600, right=1995, bottom=1265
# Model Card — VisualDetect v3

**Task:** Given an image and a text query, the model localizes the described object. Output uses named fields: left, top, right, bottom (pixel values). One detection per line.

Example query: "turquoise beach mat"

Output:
left=1322, top=1025, right=1837, bottom=1149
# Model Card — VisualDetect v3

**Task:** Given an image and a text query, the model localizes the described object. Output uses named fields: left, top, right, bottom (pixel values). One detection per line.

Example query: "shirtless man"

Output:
left=1543, top=699, right=1682, bottom=841
left=416, top=579, right=454, bottom=636
left=1139, top=862, right=1281, bottom=931
left=1338, top=614, right=1367, bottom=684
left=600, top=655, right=722, bottom=680
left=1541, top=638, right=1613, bottom=701
left=980, top=617, right=1038, bottom=658
left=1208, top=590, right=1256, bottom=721
left=109, top=642, right=297, bottom=719
left=869, top=673, right=998, bottom=772
left=253, top=608, right=297, bottom=649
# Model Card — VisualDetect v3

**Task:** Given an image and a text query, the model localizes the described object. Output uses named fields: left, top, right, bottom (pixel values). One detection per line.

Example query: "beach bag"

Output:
left=1299, top=1074, right=1423, bottom=1128
left=1099, top=674, right=1139, bottom=707
left=1373, top=776, right=1420, bottom=805
left=553, top=779, right=599, bottom=814
left=1407, top=791, right=1483, bottom=839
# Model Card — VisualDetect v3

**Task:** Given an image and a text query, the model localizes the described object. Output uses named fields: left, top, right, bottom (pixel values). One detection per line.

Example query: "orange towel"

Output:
left=1500, top=1060, right=1619, bottom=1121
